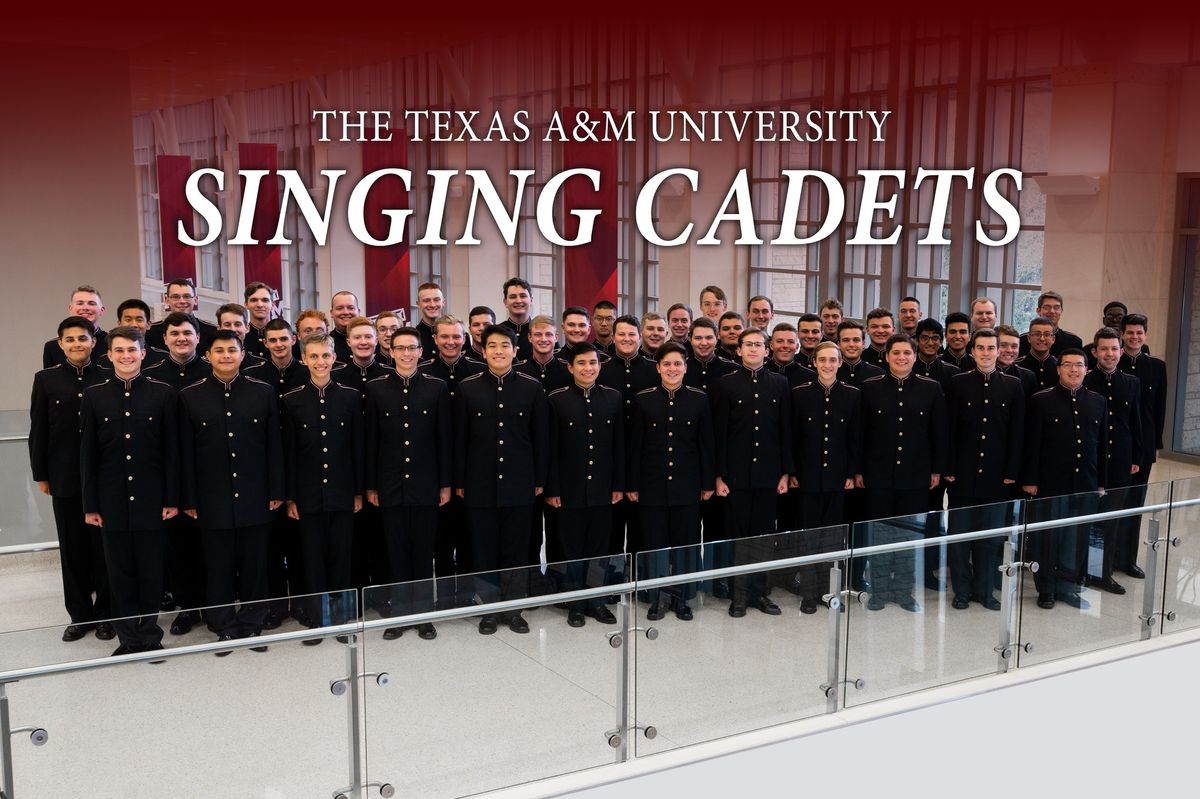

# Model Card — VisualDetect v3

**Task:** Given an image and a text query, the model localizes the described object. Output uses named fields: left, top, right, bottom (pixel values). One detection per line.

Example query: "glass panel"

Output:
left=1016, top=483, right=1169, bottom=666
left=0, top=592, right=357, bottom=796
left=1, top=438, right=57, bottom=549
left=362, top=556, right=630, bottom=798
left=1163, top=476, right=1200, bottom=633
left=844, top=503, right=1017, bottom=707
left=634, top=527, right=848, bottom=754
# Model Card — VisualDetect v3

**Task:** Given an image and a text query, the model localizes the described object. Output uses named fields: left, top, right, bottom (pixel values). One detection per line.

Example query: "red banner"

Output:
left=562, top=109, right=618, bottom=311
left=237, top=142, right=282, bottom=290
left=360, top=135, right=411, bottom=315
left=155, top=154, right=197, bottom=284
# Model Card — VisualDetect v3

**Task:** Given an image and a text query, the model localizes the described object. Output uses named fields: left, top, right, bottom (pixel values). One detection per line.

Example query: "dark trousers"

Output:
left=164, top=512, right=204, bottom=612
left=467, top=505, right=533, bottom=605
left=51, top=495, right=109, bottom=624
left=726, top=488, right=777, bottom=604
left=924, top=484, right=949, bottom=585
left=639, top=504, right=701, bottom=606
left=297, top=510, right=354, bottom=624
left=1114, top=469, right=1150, bottom=571
left=202, top=524, right=269, bottom=637
left=268, top=508, right=299, bottom=619
left=861, top=488, right=928, bottom=602
left=1028, top=493, right=1097, bottom=598
left=102, top=528, right=164, bottom=649
left=1096, top=482, right=1133, bottom=581
left=947, top=493, right=1014, bottom=601
left=352, top=503, right=386, bottom=609
left=701, top=495, right=727, bottom=593
left=529, top=495, right=560, bottom=591
left=843, top=487, right=869, bottom=590
left=381, top=505, right=437, bottom=616
left=557, top=505, right=615, bottom=611
left=793, top=491, right=847, bottom=602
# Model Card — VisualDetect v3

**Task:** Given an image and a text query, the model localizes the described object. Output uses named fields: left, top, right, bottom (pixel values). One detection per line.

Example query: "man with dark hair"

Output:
left=685, top=318, right=737, bottom=392
left=414, top=282, right=446, bottom=354
left=795, top=313, right=823, bottom=367
left=818, top=298, right=844, bottom=341
left=1020, top=291, right=1083, bottom=357
left=374, top=310, right=402, bottom=367
left=941, top=312, right=975, bottom=371
left=897, top=297, right=922, bottom=337
left=216, top=303, right=251, bottom=342
left=244, top=318, right=308, bottom=403
left=1022, top=348, right=1106, bottom=610
left=995, top=324, right=1037, bottom=398
left=80, top=326, right=179, bottom=656
left=102, top=299, right=167, bottom=369
left=243, top=281, right=280, bottom=360
left=913, top=318, right=960, bottom=394
left=766, top=322, right=818, bottom=388
left=42, top=286, right=108, bottom=368
left=329, top=290, right=361, bottom=363
left=717, top=311, right=745, bottom=360
left=627, top=342, right=716, bottom=621
left=455, top=324, right=548, bottom=634
left=30, top=316, right=113, bottom=641
left=747, top=295, right=774, bottom=333
left=1102, top=301, right=1128, bottom=331
left=863, top=308, right=894, bottom=366
left=1018, top=316, right=1059, bottom=391
left=146, top=278, right=217, bottom=352
left=666, top=303, right=694, bottom=351
left=466, top=306, right=496, bottom=362
left=1116, top=313, right=1167, bottom=578
left=500, top=277, right=535, bottom=360
left=180, top=330, right=285, bottom=652
left=699, top=285, right=728, bottom=321
left=836, top=320, right=883, bottom=387
left=591, top=300, right=617, bottom=354
left=561, top=306, right=599, bottom=350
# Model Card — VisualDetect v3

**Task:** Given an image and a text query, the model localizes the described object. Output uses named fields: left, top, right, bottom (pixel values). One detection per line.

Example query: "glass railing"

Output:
left=5, top=477, right=1200, bottom=797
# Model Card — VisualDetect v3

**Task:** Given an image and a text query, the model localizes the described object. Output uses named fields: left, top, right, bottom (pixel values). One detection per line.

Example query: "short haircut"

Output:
left=995, top=324, right=1020, bottom=339
left=301, top=332, right=334, bottom=354
left=592, top=300, right=616, bottom=313
left=208, top=329, right=242, bottom=350
left=163, top=311, right=198, bottom=332
left=1104, top=300, right=1129, bottom=315
left=57, top=315, right=94, bottom=338
left=613, top=314, right=641, bottom=333
left=345, top=315, right=374, bottom=333
left=391, top=326, right=422, bottom=347
left=915, top=318, right=944, bottom=338
left=641, top=312, right=665, bottom=326
left=718, top=311, right=745, bottom=326
left=900, top=296, right=921, bottom=307
left=434, top=314, right=464, bottom=334
left=1037, top=291, right=1064, bottom=308
left=689, top=317, right=718, bottom=336
left=417, top=282, right=442, bottom=295
left=818, top=297, right=843, bottom=313
left=117, top=298, right=151, bottom=319
left=1059, top=347, right=1087, bottom=362
left=165, top=277, right=195, bottom=292
left=1121, top=313, right=1149, bottom=332
left=700, top=285, right=728, bottom=303
left=771, top=322, right=797, bottom=335
left=866, top=307, right=894, bottom=323
left=813, top=341, right=841, bottom=358
left=970, top=297, right=997, bottom=313
left=1028, top=315, right=1055, bottom=330
left=561, top=306, right=589, bottom=322
left=374, top=310, right=400, bottom=324
left=331, top=290, right=359, bottom=307
left=747, top=295, right=773, bottom=312
left=969, top=328, right=998, bottom=348
left=655, top=342, right=688, bottom=362
left=1092, top=326, right=1121, bottom=347
left=244, top=281, right=275, bottom=301
left=666, top=302, right=693, bottom=319
left=264, top=318, right=293, bottom=335
left=884, top=333, right=915, bottom=354
left=71, top=284, right=102, bottom=302
left=216, top=303, right=249, bottom=324
left=468, top=305, right=496, bottom=323
left=797, top=313, right=821, bottom=326
left=945, top=311, right=971, bottom=329
left=482, top=324, right=517, bottom=347
left=530, top=314, right=556, bottom=330
left=737, top=328, right=767, bottom=346
left=563, top=342, right=599, bottom=363
left=107, top=325, right=145, bottom=349
left=502, top=277, right=532, bottom=297
left=836, top=320, right=865, bottom=337
left=295, top=309, right=329, bottom=329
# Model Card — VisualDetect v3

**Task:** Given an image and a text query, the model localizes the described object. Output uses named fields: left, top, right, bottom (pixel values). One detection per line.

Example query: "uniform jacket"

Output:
left=419, top=354, right=485, bottom=401
left=142, top=352, right=212, bottom=392
left=454, top=369, right=548, bottom=508
left=1119, top=351, right=1167, bottom=465
left=364, top=372, right=451, bottom=507
left=627, top=385, right=715, bottom=506
left=683, top=353, right=736, bottom=393
left=858, top=372, right=948, bottom=490
left=767, top=359, right=818, bottom=389
left=29, top=360, right=110, bottom=496
left=790, top=380, right=861, bottom=492
left=1022, top=383, right=1108, bottom=495
left=1016, top=352, right=1058, bottom=392
left=546, top=382, right=625, bottom=507
left=516, top=355, right=572, bottom=394
left=599, top=352, right=659, bottom=420
left=711, top=365, right=795, bottom=489
left=837, top=359, right=884, bottom=388
left=944, top=369, right=1025, bottom=497
left=244, top=357, right=309, bottom=405
left=1083, top=368, right=1143, bottom=488
left=283, top=380, right=365, bottom=513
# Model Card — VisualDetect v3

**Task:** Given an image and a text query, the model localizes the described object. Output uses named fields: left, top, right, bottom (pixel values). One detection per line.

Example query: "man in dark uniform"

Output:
left=455, top=325, right=548, bottom=635
left=1018, top=317, right=1059, bottom=391
left=562, top=306, right=603, bottom=353
left=545, top=343, right=624, bottom=627
left=665, top=303, right=694, bottom=353
left=685, top=317, right=736, bottom=392
left=716, top=311, right=745, bottom=360
left=517, top=314, right=571, bottom=392
left=913, top=318, right=959, bottom=590
left=29, top=316, right=113, bottom=641
left=414, top=282, right=446, bottom=355
left=996, top=324, right=1037, bottom=398
left=898, top=297, right=922, bottom=337
left=712, top=328, right=793, bottom=617
left=913, top=318, right=960, bottom=393
left=857, top=333, right=947, bottom=612
left=179, top=330, right=285, bottom=652
left=499, top=277, right=535, bottom=360
left=465, top=306, right=495, bottom=363
left=99, top=300, right=167, bottom=369
left=836, top=320, right=883, bottom=387
left=747, top=296, right=774, bottom=334
left=627, top=342, right=716, bottom=620
left=295, top=309, right=329, bottom=342
left=1019, top=291, right=1083, bottom=358
left=1083, top=327, right=1143, bottom=594
left=1116, top=313, right=1167, bottom=578
left=244, top=318, right=309, bottom=403
left=819, top=298, right=844, bottom=342
left=80, top=326, right=178, bottom=656
left=862, top=308, right=894, bottom=366
left=591, top=300, right=617, bottom=355
left=943, top=328, right=1024, bottom=610
left=788, top=342, right=859, bottom=614
left=283, top=332, right=363, bottom=638
left=215, top=303, right=266, bottom=366
left=145, top=278, right=217, bottom=353
left=329, top=291, right=360, bottom=363
left=242, top=281, right=280, bottom=361
left=374, top=310, right=401, bottom=367
left=640, top=313, right=669, bottom=359
left=1022, top=348, right=1107, bottom=610
left=332, top=315, right=390, bottom=393
left=766, top=323, right=818, bottom=387
left=42, top=286, right=108, bottom=368
left=796, top=314, right=824, bottom=368
left=366, top=328, right=450, bottom=640
left=941, top=312, right=976, bottom=372
left=970, top=297, right=998, bottom=331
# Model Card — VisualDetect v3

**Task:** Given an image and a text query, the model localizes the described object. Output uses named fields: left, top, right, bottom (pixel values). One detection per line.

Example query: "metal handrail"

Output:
left=0, top=542, right=58, bottom=556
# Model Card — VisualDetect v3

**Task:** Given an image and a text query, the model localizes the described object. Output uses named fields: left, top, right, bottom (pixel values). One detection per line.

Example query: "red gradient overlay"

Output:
left=562, top=108, right=619, bottom=313
left=237, top=142, right=281, bottom=290
left=360, top=135, right=411, bottom=315
left=155, top=154, right=196, bottom=284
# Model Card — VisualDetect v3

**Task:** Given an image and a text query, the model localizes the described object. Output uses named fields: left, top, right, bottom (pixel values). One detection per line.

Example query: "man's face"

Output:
left=838, top=328, right=864, bottom=360
left=166, top=284, right=196, bottom=314
left=886, top=342, right=915, bottom=376
left=375, top=317, right=400, bottom=353
left=391, top=334, right=422, bottom=372
left=246, top=288, right=274, bottom=325
left=798, top=321, right=822, bottom=352
left=119, top=307, right=150, bottom=332
left=700, top=291, right=727, bottom=321
left=917, top=330, right=943, bottom=359
left=568, top=352, right=601, bottom=386
left=657, top=352, right=686, bottom=388
left=719, top=318, right=744, bottom=348
left=738, top=333, right=768, bottom=369
left=530, top=323, right=557, bottom=356
left=435, top=322, right=465, bottom=360
left=641, top=318, right=667, bottom=350
left=770, top=330, right=798, bottom=363
left=468, top=314, right=493, bottom=347
left=108, top=336, right=145, bottom=380
left=164, top=323, right=198, bottom=360
left=592, top=308, right=615, bottom=339
left=264, top=328, right=294, bottom=361
left=1122, top=324, right=1147, bottom=354
left=614, top=322, right=640, bottom=357
left=747, top=300, right=773, bottom=331
left=997, top=334, right=1020, bottom=368
left=946, top=322, right=971, bottom=353
left=417, top=288, right=445, bottom=324
left=1028, top=324, right=1055, bottom=356
left=348, top=324, right=377, bottom=361
left=1058, top=354, right=1086, bottom=389
left=898, top=301, right=921, bottom=333
left=972, top=335, right=999, bottom=372
left=484, top=332, right=516, bottom=372
left=331, top=294, right=359, bottom=330
left=303, top=341, right=336, bottom=382
left=668, top=309, right=691, bottom=341
left=562, top=313, right=591, bottom=346
left=207, top=339, right=245, bottom=378
left=971, top=301, right=997, bottom=330
left=1103, top=306, right=1126, bottom=329
left=813, top=348, right=841, bottom=382
left=1038, top=298, right=1064, bottom=326
left=820, top=307, right=843, bottom=338
left=218, top=313, right=248, bottom=340
left=297, top=317, right=327, bottom=340
left=1093, top=337, right=1122, bottom=371
left=505, top=285, right=531, bottom=320
left=690, top=326, right=717, bottom=359
left=867, top=316, right=894, bottom=346
left=58, top=326, right=95, bottom=366
left=68, top=291, right=104, bottom=325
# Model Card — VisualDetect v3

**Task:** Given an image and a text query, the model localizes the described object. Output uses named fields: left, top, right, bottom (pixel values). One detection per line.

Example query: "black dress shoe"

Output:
left=1037, top=594, right=1056, bottom=610
left=95, top=622, right=115, bottom=641
left=897, top=595, right=922, bottom=613
left=245, top=632, right=269, bottom=652
left=924, top=578, right=946, bottom=593
left=981, top=596, right=1002, bottom=611
left=160, top=591, right=176, bottom=612
left=302, top=636, right=324, bottom=646
left=143, top=643, right=167, bottom=664
left=170, top=612, right=197, bottom=636
left=753, top=596, right=782, bottom=616
left=417, top=623, right=438, bottom=640
left=604, top=595, right=620, bottom=605
left=713, top=580, right=731, bottom=600
left=214, top=634, right=236, bottom=656
left=478, top=615, right=498, bottom=635
left=111, top=644, right=134, bottom=657
left=800, top=599, right=819, bottom=615
left=335, top=634, right=353, bottom=644
left=646, top=604, right=665, bottom=621
left=567, top=611, right=586, bottom=627
left=1123, top=564, right=1146, bottom=579
left=675, top=603, right=694, bottom=621
left=262, top=612, right=282, bottom=631
left=382, top=627, right=404, bottom=640
left=866, top=595, right=885, bottom=611
left=62, top=624, right=91, bottom=642
left=951, top=596, right=971, bottom=610
left=507, top=612, right=530, bottom=634
left=727, top=603, right=747, bottom=618
left=587, top=605, right=617, bottom=625
left=1087, top=576, right=1126, bottom=595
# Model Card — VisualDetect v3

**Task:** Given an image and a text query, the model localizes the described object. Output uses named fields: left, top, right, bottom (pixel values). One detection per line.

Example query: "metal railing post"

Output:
left=1, top=683, right=13, bottom=799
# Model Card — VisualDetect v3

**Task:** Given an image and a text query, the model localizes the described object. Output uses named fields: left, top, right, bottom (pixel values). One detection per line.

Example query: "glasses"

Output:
left=1029, top=331, right=1054, bottom=339
left=740, top=341, right=765, bottom=349
left=917, top=335, right=942, bottom=343
left=167, top=294, right=195, bottom=301
left=393, top=345, right=421, bottom=353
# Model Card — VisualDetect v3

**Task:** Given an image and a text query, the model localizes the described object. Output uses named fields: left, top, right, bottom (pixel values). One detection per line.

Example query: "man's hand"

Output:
left=36, top=480, right=51, bottom=496
left=546, top=496, right=562, bottom=508
left=184, top=509, right=198, bottom=519
left=1131, top=465, right=1140, bottom=475
left=162, top=507, right=178, bottom=521
left=943, top=475, right=955, bottom=483
left=715, top=477, right=730, bottom=497
left=286, top=501, right=299, bottom=520
left=789, top=476, right=799, bottom=489
left=439, top=487, right=451, bottom=507
left=1003, top=479, right=1015, bottom=485
left=700, top=489, right=714, bottom=501
left=85, top=512, right=103, bottom=527
left=625, top=491, right=639, bottom=503
left=843, top=478, right=854, bottom=491
left=455, top=488, right=464, bottom=499
left=930, top=474, right=941, bottom=490
left=1022, top=485, right=1038, bottom=497
left=776, top=475, right=789, bottom=495
left=534, top=486, right=544, bottom=497
left=366, top=490, right=379, bottom=506
left=354, top=495, right=363, bottom=512
left=611, top=491, right=622, bottom=504
left=854, top=474, right=865, bottom=489
left=269, top=500, right=283, bottom=511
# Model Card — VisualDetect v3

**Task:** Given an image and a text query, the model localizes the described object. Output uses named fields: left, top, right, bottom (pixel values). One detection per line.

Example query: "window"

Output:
left=1173, top=176, right=1200, bottom=456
